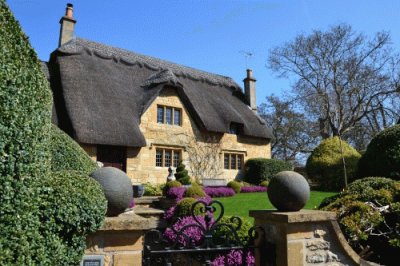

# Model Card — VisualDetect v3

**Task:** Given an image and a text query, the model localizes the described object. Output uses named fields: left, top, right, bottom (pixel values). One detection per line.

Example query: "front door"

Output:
left=97, top=145, right=127, bottom=172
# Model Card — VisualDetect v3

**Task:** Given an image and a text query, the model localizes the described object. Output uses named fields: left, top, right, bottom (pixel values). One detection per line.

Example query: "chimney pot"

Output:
left=246, top=69, right=253, bottom=79
left=65, top=3, right=73, bottom=18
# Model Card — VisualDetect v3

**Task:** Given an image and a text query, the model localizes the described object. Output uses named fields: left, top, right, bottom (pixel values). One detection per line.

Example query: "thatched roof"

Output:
left=47, top=38, right=273, bottom=147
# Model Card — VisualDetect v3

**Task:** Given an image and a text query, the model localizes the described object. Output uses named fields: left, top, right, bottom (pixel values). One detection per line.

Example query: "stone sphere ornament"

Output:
left=90, top=167, right=133, bottom=216
left=267, top=171, right=310, bottom=211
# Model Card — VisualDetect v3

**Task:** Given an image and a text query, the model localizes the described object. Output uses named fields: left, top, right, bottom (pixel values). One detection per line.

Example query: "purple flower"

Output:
left=164, top=206, right=176, bottom=221
left=129, top=199, right=135, bottom=208
left=210, top=250, right=255, bottom=266
left=204, top=187, right=236, bottom=198
left=166, top=187, right=186, bottom=200
left=163, top=216, right=207, bottom=247
left=240, top=186, right=267, bottom=193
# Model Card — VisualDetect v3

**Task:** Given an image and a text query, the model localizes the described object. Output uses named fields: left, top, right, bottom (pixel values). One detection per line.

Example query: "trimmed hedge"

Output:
left=320, top=177, right=400, bottom=265
left=50, top=124, right=98, bottom=175
left=243, top=158, right=292, bottom=185
left=227, top=180, right=242, bottom=193
left=0, top=1, right=53, bottom=264
left=39, top=171, right=107, bottom=264
left=358, top=125, right=400, bottom=180
left=306, top=137, right=361, bottom=191
left=176, top=197, right=203, bottom=217
left=184, top=184, right=206, bottom=198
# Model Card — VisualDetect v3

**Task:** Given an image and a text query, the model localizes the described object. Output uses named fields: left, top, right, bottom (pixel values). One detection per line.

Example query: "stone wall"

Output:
left=80, top=87, right=271, bottom=184
left=84, top=210, right=161, bottom=266
left=250, top=210, right=378, bottom=266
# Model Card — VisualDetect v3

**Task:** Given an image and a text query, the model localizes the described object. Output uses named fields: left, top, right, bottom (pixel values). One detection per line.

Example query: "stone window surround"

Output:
left=223, top=152, right=245, bottom=170
left=155, top=148, right=182, bottom=168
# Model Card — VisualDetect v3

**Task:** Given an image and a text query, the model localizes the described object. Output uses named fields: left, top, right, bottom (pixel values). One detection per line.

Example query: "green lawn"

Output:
left=215, top=191, right=337, bottom=219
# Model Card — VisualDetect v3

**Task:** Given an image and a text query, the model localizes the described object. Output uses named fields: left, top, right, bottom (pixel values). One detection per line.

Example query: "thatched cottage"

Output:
left=42, top=4, right=273, bottom=184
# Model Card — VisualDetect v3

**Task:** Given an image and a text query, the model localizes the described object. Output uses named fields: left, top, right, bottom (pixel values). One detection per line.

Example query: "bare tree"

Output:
left=259, top=95, right=320, bottom=164
left=268, top=24, right=400, bottom=140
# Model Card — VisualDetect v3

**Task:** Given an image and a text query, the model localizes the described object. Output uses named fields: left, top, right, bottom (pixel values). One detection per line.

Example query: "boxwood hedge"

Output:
left=357, top=125, right=400, bottom=180
left=243, top=158, right=292, bottom=185
left=50, top=124, right=98, bottom=175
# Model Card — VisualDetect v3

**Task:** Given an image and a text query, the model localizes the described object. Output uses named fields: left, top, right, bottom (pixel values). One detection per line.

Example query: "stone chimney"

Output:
left=58, top=3, right=76, bottom=47
left=243, top=69, right=257, bottom=112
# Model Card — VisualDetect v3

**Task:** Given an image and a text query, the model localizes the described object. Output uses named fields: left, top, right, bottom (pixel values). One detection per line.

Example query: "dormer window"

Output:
left=229, top=122, right=243, bottom=135
left=157, top=105, right=182, bottom=126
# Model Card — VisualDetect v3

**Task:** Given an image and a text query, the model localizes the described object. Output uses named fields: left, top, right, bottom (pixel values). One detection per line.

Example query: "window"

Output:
left=155, top=148, right=181, bottom=167
left=157, top=105, right=182, bottom=125
left=223, top=153, right=244, bottom=170
left=229, top=122, right=243, bottom=135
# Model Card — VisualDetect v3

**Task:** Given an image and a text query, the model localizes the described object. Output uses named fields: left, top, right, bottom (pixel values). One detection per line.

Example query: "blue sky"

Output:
left=7, top=0, right=400, bottom=106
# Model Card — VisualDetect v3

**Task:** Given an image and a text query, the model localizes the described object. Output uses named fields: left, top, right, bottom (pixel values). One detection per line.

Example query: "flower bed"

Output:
left=240, top=186, right=267, bottom=193
left=204, top=187, right=236, bottom=198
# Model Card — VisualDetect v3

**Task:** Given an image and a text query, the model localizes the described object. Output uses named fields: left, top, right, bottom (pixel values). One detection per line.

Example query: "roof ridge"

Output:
left=58, top=37, right=241, bottom=89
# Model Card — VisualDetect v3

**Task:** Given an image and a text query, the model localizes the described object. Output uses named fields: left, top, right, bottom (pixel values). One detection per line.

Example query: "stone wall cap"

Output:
left=100, top=210, right=161, bottom=231
left=249, top=209, right=337, bottom=223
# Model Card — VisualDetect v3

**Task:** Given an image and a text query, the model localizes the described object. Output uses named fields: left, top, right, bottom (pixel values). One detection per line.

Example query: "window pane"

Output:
left=174, top=109, right=181, bottom=125
left=173, top=151, right=180, bottom=167
left=165, top=150, right=171, bottom=167
left=156, top=150, right=163, bottom=167
left=237, top=155, right=243, bottom=169
left=230, top=154, right=236, bottom=169
left=224, top=154, right=229, bottom=169
left=166, top=107, right=172, bottom=124
left=157, top=106, right=164, bottom=123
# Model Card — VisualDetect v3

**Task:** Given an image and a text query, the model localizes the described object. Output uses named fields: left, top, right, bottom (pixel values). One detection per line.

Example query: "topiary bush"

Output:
left=175, top=161, right=191, bottom=185
left=357, top=125, right=400, bottom=180
left=320, top=177, right=400, bottom=265
left=260, top=180, right=269, bottom=187
left=213, top=216, right=252, bottom=243
left=163, top=180, right=182, bottom=195
left=50, top=124, right=98, bottom=175
left=184, top=184, right=206, bottom=198
left=227, top=180, right=242, bottom=193
left=176, top=197, right=203, bottom=217
left=306, top=137, right=361, bottom=191
left=243, top=158, right=292, bottom=185
left=0, top=1, right=53, bottom=264
left=39, top=171, right=107, bottom=264
left=143, top=182, right=164, bottom=196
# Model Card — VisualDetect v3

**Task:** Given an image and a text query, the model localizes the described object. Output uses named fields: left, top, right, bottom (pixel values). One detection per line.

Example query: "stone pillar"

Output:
left=250, top=210, right=377, bottom=266
left=84, top=210, right=161, bottom=266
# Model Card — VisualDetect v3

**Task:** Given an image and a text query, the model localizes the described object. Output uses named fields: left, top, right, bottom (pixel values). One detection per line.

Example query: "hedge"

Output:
left=0, top=1, right=53, bottom=264
left=243, top=158, right=292, bottom=185
left=50, top=124, right=98, bottom=175
left=358, top=125, right=400, bottom=180
left=306, top=137, right=361, bottom=191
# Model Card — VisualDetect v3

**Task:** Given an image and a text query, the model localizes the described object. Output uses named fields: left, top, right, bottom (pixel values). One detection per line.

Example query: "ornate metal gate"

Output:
left=143, top=200, right=269, bottom=266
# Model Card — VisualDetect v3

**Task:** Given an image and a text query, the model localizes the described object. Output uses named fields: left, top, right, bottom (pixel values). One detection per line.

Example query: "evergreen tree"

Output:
left=175, top=161, right=191, bottom=185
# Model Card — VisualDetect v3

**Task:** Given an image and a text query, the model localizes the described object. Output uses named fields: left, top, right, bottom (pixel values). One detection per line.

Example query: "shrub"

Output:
left=163, top=180, right=182, bottom=195
left=204, top=187, right=236, bottom=198
left=243, top=158, right=292, bottom=185
left=39, top=171, right=107, bottom=264
left=143, top=182, right=163, bottom=196
left=320, top=177, right=400, bottom=265
left=306, top=137, right=361, bottom=191
left=213, top=216, right=252, bottom=243
left=49, top=124, right=98, bottom=175
left=227, top=180, right=242, bottom=193
left=184, top=185, right=206, bottom=198
left=175, top=161, right=191, bottom=185
left=358, top=125, right=400, bottom=180
left=0, top=1, right=53, bottom=264
left=260, top=180, right=269, bottom=187
left=176, top=197, right=203, bottom=217
left=240, top=186, right=267, bottom=193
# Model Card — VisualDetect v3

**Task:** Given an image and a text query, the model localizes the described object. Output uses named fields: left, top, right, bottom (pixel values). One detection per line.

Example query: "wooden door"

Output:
left=97, top=145, right=127, bottom=172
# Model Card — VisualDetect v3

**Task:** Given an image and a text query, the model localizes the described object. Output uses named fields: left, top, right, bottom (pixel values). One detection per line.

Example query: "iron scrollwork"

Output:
left=143, top=199, right=265, bottom=265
